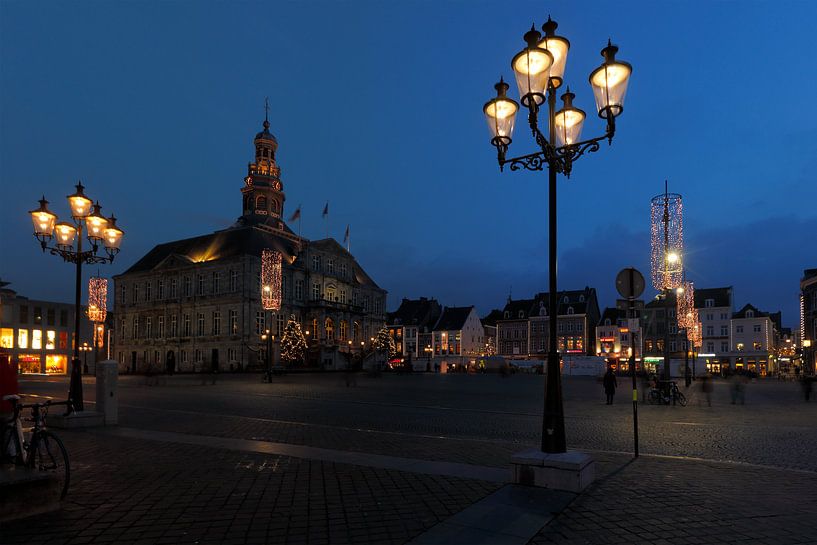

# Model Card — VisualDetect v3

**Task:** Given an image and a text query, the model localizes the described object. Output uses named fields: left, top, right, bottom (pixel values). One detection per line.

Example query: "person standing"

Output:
left=603, top=367, right=618, bottom=405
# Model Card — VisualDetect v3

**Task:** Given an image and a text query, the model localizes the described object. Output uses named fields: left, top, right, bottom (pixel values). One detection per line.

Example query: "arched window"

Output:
left=579, top=295, right=585, bottom=302
left=518, top=310, right=524, bottom=318
left=326, top=284, right=336, bottom=301
left=312, top=318, right=319, bottom=338
left=325, top=318, right=334, bottom=341
left=604, top=318, right=611, bottom=326
left=340, top=320, right=348, bottom=341
left=539, top=302, right=546, bottom=316
left=271, top=200, right=279, bottom=214
left=567, top=307, right=574, bottom=315
left=504, top=311, right=510, bottom=319
left=563, top=296, right=569, bottom=303
left=256, top=195, right=267, bottom=211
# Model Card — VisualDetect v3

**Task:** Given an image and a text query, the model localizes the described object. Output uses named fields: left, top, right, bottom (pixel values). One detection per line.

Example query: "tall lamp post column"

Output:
left=29, top=183, right=124, bottom=413
left=484, top=17, right=632, bottom=456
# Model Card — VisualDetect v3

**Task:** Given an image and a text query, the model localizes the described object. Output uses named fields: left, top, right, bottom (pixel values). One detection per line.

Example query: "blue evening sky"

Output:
left=1, top=1, right=815, bottom=327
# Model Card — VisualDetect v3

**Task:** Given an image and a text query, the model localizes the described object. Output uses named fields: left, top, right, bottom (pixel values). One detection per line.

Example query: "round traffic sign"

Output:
left=616, top=267, right=645, bottom=299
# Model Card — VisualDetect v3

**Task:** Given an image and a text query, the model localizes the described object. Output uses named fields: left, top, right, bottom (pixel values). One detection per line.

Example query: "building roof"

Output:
left=119, top=227, right=381, bottom=290
left=598, top=307, right=628, bottom=326
left=733, top=303, right=774, bottom=319
left=694, top=287, right=732, bottom=308
left=387, top=297, right=441, bottom=328
left=529, top=288, right=595, bottom=316
left=434, top=306, right=474, bottom=331
left=501, top=298, right=535, bottom=320
left=481, top=309, right=504, bottom=327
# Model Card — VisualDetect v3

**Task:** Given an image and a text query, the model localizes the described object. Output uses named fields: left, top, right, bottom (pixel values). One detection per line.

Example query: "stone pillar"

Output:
left=95, top=360, right=119, bottom=425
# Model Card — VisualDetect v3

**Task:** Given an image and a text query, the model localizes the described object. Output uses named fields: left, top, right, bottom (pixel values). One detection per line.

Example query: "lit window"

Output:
left=0, top=328, right=13, bottom=348
left=17, top=329, right=28, bottom=349
left=32, top=330, right=42, bottom=349
left=45, top=330, right=56, bottom=350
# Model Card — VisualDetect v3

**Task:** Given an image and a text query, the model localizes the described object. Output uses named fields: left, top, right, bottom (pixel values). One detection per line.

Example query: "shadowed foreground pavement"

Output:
left=3, top=373, right=816, bottom=544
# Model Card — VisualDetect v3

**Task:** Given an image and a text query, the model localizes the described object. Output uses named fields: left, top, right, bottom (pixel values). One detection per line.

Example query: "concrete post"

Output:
left=95, top=360, right=119, bottom=425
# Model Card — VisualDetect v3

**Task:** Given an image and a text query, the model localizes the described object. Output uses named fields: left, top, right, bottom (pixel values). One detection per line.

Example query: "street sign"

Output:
left=616, top=267, right=645, bottom=300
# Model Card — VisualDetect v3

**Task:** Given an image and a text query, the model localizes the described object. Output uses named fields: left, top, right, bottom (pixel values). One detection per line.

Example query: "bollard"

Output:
left=95, top=360, right=119, bottom=425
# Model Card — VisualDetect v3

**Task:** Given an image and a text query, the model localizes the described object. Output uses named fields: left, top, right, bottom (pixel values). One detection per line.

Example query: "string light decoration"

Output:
left=95, top=324, right=105, bottom=348
left=676, top=280, right=696, bottom=331
left=87, top=276, right=107, bottom=323
left=689, top=315, right=703, bottom=349
left=260, top=249, right=282, bottom=311
left=280, top=315, right=308, bottom=364
left=650, top=186, right=683, bottom=291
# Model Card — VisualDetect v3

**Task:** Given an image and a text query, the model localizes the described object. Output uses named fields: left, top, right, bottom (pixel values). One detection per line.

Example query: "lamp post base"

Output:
left=510, top=449, right=595, bottom=493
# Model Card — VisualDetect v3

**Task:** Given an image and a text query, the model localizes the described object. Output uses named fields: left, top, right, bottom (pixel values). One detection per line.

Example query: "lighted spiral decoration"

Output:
left=261, top=249, right=282, bottom=311
left=650, top=188, right=683, bottom=291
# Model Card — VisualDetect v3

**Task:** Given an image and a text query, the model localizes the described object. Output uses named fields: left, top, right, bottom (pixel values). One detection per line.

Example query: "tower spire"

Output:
left=264, top=97, right=270, bottom=126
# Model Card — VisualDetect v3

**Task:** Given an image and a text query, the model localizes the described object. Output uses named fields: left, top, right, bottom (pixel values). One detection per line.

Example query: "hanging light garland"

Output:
left=87, top=276, right=107, bottom=323
left=676, top=280, right=696, bottom=330
left=650, top=189, right=683, bottom=291
left=261, top=249, right=282, bottom=311
left=689, top=315, right=703, bottom=349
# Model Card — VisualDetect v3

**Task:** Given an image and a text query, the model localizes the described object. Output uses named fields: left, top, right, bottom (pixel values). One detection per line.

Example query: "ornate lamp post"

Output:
left=29, top=182, right=123, bottom=413
left=483, top=17, right=632, bottom=455
left=260, top=249, right=282, bottom=381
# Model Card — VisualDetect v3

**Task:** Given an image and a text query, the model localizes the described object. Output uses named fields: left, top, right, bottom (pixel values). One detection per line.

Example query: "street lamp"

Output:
left=261, top=329, right=273, bottom=382
left=483, top=17, right=631, bottom=454
left=29, top=183, right=124, bottom=413
left=79, top=342, right=92, bottom=375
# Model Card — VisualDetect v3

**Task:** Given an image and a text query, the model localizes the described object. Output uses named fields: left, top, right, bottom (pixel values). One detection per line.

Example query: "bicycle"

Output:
left=1, top=394, right=71, bottom=499
left=646, top=381, right=687, bottom=407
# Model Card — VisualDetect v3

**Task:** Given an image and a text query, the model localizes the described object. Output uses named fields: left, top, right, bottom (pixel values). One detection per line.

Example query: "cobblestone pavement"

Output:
left=10, top=373, right=817, bottom=544
left=1, top=430, right=498, bottom=545
left=532, top=454, right=817, bottom=545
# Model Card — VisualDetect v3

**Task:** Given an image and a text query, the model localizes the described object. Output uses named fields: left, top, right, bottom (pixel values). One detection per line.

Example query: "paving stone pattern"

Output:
left=1, top=431, right=498, bottom=545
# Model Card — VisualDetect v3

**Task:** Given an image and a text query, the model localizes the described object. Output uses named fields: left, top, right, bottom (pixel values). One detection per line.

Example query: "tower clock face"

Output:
left=245, top=176, right=253, bottom=186
left=273, top=181, right=281, bottom=191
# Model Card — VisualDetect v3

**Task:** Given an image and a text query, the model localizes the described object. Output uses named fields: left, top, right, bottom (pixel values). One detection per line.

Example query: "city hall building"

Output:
left=112, top=118, right=387, bottom=372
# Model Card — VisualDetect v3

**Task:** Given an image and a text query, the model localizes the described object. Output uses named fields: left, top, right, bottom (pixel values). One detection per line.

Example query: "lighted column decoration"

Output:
left=676, top=280, right=695, bottom=330
left=87, top=277, right=108, bottom=323
left=650, top=185, right=684, bottom=292
left=650, top=182, right=683, bottom=380
left=260, top=249, right=282, bottom=311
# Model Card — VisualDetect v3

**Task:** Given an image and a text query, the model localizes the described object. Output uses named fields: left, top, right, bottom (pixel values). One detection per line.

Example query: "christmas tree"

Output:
left=485, top=336, right=496, bottom=356
left=280, top=315, right=308, bottom=365
left=374, top=326, right=397, bottom=359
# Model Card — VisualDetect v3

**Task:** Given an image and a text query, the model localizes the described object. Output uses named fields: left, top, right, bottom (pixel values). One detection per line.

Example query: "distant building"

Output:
left=481, top=309, right=503, bottom=354
left=695, top=287, right=733, bottom=373
left=730, top=303, right=780, bottom=376
left=496, top=287, right=600, bottom=359
left=112, top=118, right=386, bottom=373
left=0, top=281, right=109, bottom=375
left=801, top=268, right=817, bottom=374
left=432, top=306, right=485, bottom=357
left=386, top=297, right=442, bottom=358
left=595, top=306, right=642, bottom=372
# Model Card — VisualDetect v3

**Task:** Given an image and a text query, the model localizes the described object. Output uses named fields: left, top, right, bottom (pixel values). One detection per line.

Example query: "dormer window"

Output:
left=518, top=310, right=524, bottom=319
left=579, top=295, right=585, bottom=302
left=746, top=310, right=754, bottom=318
left=563, top=296, right=569, bottom=303
left=504, top=311, right=510, bottom=319
left=604, top=318, right=611, bottom=326
left=567, top=307, right=574, bottom=315
left=705, top=299, right=714, bottom=308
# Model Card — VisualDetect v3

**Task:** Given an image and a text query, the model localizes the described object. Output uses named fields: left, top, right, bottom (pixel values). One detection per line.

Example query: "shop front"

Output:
left=46, top=354, right=68, bottom=374
left=18, top=353, right=42, bottom=374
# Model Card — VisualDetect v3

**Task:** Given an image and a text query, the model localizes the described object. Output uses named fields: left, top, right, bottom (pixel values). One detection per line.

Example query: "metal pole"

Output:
left=543, top=86, right=566, bottom=454
left=69, top=223, right=84, bottom=412
left=629, top=267, right=639, bottom=458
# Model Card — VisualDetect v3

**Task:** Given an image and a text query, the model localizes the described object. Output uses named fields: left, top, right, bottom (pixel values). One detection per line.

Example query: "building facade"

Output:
left=431, top=306, right=485, bottom=358
left=695, top=287, right=733, bottom=373
left=730, top=303, right=780, bottom=376
left=497, top=288, right=600, bottom=359
left=112, top=119, right=387, bottom=373
left=387, top=297, right=442, bottom=359
left=1, top=281, right=108, bottom=375
left=802, top=269, right=817, bottom=374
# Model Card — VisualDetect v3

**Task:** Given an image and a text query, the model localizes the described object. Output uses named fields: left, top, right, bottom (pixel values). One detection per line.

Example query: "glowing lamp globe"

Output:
left=511, top=27, right=553, bottom=107
left=538, top=16, right=570, bottom=89
left=86, top=202, right=108, bottom=241
left=29, top=197, right=57, bottom=240
left=553, top=89, right=586, bottom=148
left=589, top=40, right=632, bottom=119
left=67, top=182, right=93, bottom=219
left=102, top=214, right=124, bottom=253
left=483, top=78, right=519, bottom=146
left=55, top=222, right=77, bottom=248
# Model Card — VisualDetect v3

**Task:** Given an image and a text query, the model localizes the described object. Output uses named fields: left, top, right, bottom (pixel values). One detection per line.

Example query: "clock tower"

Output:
left=240, top=116, right=286, bottom=229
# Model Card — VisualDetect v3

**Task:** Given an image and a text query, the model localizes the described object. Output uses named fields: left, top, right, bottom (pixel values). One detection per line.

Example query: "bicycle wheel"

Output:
left=676, top=391, right=687, bottom=406
left=32, top=431, right=70, bottom=499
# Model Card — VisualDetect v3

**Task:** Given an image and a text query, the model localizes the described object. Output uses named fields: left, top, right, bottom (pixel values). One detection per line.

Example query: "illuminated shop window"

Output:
left=46, top=330, right=56, bottom=350
left=32, top=330, right=43, bottom=349
left=18, top=329, right=28, bottom=349
left=0, top=328, right=13, bottom=348
left=46, top=354, right=67, bottom=374
left=59, top=331, right=68, bottom=349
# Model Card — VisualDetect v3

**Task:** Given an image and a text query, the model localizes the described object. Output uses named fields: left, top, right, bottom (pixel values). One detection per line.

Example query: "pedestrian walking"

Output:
left=700, top=373, right=713, bottom=406
left=802, top=376, right=813, bottom=402
left=603, top=367, right=618, bottom=405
